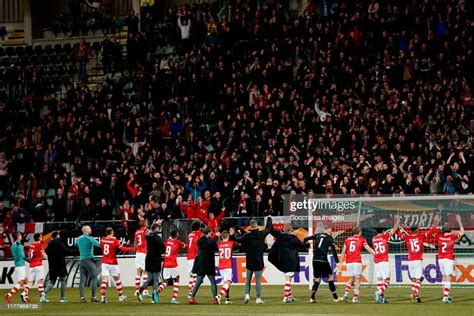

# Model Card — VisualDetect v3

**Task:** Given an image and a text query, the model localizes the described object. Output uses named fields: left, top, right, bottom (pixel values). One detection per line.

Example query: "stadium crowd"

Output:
left=0, top=0, right=472, bottom=234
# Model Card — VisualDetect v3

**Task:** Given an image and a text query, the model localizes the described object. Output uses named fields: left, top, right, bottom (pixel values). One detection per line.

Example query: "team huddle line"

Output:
left=4, top=214, right=465, bottom=305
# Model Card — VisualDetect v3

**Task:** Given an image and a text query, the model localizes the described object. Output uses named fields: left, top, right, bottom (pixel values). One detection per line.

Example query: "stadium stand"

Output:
left=0, top=0, right=472, bottom=241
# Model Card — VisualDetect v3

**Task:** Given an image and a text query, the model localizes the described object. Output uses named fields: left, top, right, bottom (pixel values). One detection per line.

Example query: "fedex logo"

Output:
left=395, top=255, right=474, bottom=283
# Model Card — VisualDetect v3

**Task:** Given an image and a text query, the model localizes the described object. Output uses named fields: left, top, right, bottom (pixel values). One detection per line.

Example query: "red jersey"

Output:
left=397, top=230, right=434, bottom=261
left=187, top=230, right=203, bottom=260
left=218, top=240, right=235, bottom=269
left=372, top=233, right=390, bottom=263
left=29, top=241, right=45, bottom=268
left=163, top=238, right=186, bottom=268
left=101, top=236, right=134, bottom=265
left=134, top=227, right=148, bottom=254
left=344, top=235, right=367, bottom=263
left=435, top=232, right=460, bottom=260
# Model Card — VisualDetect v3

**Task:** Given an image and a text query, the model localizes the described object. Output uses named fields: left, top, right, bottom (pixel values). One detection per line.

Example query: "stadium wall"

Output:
left=0, top=254, right=473, bottom=289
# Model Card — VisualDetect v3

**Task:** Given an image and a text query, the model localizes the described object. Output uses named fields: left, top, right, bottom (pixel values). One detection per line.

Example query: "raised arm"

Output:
left=456, top=214, right=465, bottom=236
left=262, top=216, right=273, bottom=236
left=388, top=216, right=400, bottom=237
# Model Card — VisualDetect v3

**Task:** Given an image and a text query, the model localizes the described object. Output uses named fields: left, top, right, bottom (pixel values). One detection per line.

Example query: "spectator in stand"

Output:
left=71, top=38, right=93, bottom=80
left=125, top=10, right=140, bottom=35
left=0, top=0, right=472, bottom=234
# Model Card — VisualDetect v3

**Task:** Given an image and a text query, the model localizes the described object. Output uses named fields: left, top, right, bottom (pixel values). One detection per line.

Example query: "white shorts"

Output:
left=102, top=264, right=120, bottom=277
left=438, top=258, right=454, bottom=276
left=135, top=253, right=146, bottom=270
left=187, top=259, right=195, bottom=275
left=29, top=266, right=44, bottom=282
left=346, top=263, right=362, bottom=277
left=408, top=260, right=423, bottom=279
left=163, top=268, right=179, bottom=280
left=15, top=266, right=26, bottom=282
left=284, top=272, right=295, bottom=278
left=220, top=268, right=233, bottom=282
left=374, top=261, right=390, bottom=279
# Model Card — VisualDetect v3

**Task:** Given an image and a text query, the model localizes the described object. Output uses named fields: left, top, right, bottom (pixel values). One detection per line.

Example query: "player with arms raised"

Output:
left=216, top=231, right=235, bottom=304
left=100, top=227, right=134, bottom=303
left=186, top=221, right=202, bottom=297
left=134, top=219, right=150, bottom=298
left=434, top=214, right=464, bottom=303
left=397, top=215, right=439, bottom=303
left=156, top=230, right=187, bottom=304
left=338, top=227, right=375, bottom=303
left=372, top=216, right=400, bottom=304
left=303, top=225, right=343, bottom=303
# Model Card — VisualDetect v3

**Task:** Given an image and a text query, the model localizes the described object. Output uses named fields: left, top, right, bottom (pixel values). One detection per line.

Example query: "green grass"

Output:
left=1, top=285, right=473, bottom=315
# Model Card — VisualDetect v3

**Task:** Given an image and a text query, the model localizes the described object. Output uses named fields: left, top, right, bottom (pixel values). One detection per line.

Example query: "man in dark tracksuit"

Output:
left=44, top=231, right=76, bottom=303
left=303, top=225, right=343, bottom=303
left=236, top=216, right=272, bottom=304
left=269, top=224, right=307, bottom=303
left=137, top=223, right=165, bottom=303
left=189, top=227, right=219, bottom=305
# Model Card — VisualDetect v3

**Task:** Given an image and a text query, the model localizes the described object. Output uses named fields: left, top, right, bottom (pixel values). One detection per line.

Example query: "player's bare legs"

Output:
left=375, top=277, right=390, bottom=303
left=283, top=273, right=294, bottom=303
left=170, top=276, right=180, bottom=304
left=343, top=276, right=353, bottom=302
left=217, top=279, right=232, bottom=304
left=135, top=268, right=149, bottom=297
left=352, top=276, right=361, bottom=303
left=410, top=276, right=423, bottom=303
left=441, top=274, right=452, bottom=303
left=100, top=275, right=109, bottom=303
left=5, top=277, right=28, bottom=303
left=188, top=273, right=197, bottom=298
left=113, top=275, right=126, bottom=302
left=38, top=278, right=45, bottom=303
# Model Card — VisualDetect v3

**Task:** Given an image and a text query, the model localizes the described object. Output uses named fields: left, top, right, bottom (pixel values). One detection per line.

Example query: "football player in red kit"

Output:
left=134, top=219, right=150, bottom=297
left=372, top=216, right=400, bottom=304
left=433, top=214, right=464, bottom=303
left=338, top=227, right=375, bottom=303
left=216, top=231, right=235, bottom=304
left=397, top=215, right=439, bottom=303
left=100, top=227, right=134, bottom=303
left=156, top=230, right=187, bottom=304
left=29, top=233, right=47, bottom=304
left=186, top=221, right=202, bottom=298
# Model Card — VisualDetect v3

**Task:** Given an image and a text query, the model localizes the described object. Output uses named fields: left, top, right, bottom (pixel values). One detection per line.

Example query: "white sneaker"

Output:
left=256, top=298, right=265, bottom=304
left=244, top=294, right=250, bottom=304
left=119, top=295, right=127, bottom=302
left=352, top=298, right=359, bottom=303
left=282, top=297, right=289, bottom=303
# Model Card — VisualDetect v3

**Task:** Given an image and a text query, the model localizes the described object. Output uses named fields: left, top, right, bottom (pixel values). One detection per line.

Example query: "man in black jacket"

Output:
left=236, top=216, right=272, bottom=304
left=137, top=222, right=164, bottom=303
left=44, top=231, right=75, bottom=303
left=188, top=228, right=219, bottom=305
left=269, top=224, right=307, bottom=303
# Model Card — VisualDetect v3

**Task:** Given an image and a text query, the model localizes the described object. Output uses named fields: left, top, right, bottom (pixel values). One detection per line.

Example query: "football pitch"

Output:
left=1, top=285, right=473, bottom=315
